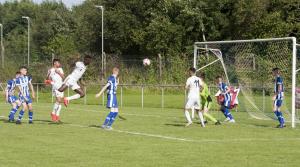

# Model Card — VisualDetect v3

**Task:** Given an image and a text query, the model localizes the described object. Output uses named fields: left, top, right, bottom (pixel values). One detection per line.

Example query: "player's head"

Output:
left=53, top=58, right=61, bottom=68
left=112, top=67, right=119, bottom=76
left=83, top=55, right=92, bottom=65
left=15, top=71, right=21, bottom=78
left=215, top=75, right=222, bottom=83
left=19, top=66, right=28, bottom=76
left=188, top=67, right=196, bottom=76
left=272, top=67, right=280, bottom=76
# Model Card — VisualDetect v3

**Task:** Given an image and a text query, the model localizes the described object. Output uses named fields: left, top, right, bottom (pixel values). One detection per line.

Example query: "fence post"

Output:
left=263, top=88, right=265, bottom=113
left=36, top=84, right=39, bottom=103
left=84, top=87, right=87, bottom=105
left=120, top=86, right=123, bottom=108
left=161, top=87, right=164, bottom=109
left=102, top=92, right=105, bottom=107
left=141, top=86, right=144, bottom=109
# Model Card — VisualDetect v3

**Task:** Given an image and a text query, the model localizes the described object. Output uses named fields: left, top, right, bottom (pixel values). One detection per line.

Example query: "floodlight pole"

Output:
left=22, top=16, right=30, bottom=67
left=95, top=5, right=104, bottom=80
left=0, top=23, right=4, bottom=68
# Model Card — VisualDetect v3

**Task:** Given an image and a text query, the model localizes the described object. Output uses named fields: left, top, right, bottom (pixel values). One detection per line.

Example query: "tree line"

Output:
left=0, top=0, right=299, bottom=84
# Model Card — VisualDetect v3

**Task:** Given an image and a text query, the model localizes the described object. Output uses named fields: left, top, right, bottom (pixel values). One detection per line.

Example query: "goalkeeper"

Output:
left=199, top=73, right=221, bottom=125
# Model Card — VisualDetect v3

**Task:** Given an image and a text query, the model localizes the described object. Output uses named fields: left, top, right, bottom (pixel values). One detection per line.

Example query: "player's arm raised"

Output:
left=95, top=83, right=110, bottom=98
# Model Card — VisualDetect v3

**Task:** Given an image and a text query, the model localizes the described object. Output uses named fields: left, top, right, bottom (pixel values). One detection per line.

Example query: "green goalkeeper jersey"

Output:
left=200, top=83, right=211, bottom=103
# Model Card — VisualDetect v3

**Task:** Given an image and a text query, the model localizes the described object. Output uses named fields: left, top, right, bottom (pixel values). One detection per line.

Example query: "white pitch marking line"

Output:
left=1, top=115, right=300, bottom=143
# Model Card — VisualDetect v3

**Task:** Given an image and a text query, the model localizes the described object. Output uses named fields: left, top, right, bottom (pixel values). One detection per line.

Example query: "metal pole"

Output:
left=0, top=24, right=4, bottom=68
left=141, top=86, right=144, bottom=109
left=95, top=5, right=104, bottom=80
left=84, top=87, right=87, bottom=105
left=120, top=86, right=123, bottom=108
left=102, top=92, right=105, bottom=107
left=36, top=84, right=39, bottom=103
left=292, top=37, right=297, bottom=128
left=161, top=87, right=164, bottom=109
left=22, top=16, right=30, bottom=67
left=101, top=7, right=104, bottom=79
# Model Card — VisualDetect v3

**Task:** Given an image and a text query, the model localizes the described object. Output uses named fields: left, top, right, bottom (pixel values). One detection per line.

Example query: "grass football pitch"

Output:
left=1, top=101, right=300, bottom=167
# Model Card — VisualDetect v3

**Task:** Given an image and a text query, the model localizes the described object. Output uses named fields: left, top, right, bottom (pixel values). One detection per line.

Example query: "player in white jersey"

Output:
left=184, top=67, right=205, bottom=127
left=58, top=55, right=92, bottom=107
left=45, top=59, right=64, bottom=122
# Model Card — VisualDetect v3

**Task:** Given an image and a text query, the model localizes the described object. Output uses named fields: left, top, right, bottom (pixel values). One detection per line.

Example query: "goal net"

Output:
left=194, top=37, right=298, bottom=128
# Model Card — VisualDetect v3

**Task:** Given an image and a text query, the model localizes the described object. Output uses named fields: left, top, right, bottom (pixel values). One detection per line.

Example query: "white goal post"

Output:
left=194, top=37, right=298, bottom=128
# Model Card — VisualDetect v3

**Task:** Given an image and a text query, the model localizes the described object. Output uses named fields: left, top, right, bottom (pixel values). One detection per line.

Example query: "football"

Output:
left=143, top=58, right=151, bottom=66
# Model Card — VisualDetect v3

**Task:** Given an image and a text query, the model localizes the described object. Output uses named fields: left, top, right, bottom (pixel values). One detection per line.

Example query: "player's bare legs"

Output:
left=58, top=84, right=68, bottom=92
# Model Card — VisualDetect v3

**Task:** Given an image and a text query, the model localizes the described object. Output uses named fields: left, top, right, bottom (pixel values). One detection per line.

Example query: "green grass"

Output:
left=1, top=102, right=300, bottom=167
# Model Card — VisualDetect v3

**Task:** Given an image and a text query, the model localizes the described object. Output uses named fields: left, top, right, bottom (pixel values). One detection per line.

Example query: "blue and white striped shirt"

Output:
left=274, top=75, right=284, bottom=100
left=6, top=79, right=17, bottom=96
left=218, top=82, right=231, bottom=99
left=107, top=75, right=118, bottom=95
left=16, top=76, right=32, bottom=97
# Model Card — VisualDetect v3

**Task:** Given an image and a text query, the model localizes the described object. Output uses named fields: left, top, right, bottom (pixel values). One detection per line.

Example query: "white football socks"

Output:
left=67, top=94, right=81, bottom=101
left=52, top=103, right=59, bottom=115
left=56, top=104, right=62, bottom=116
left=185, top=110, right=192, bottom=123
left=198, top=111, right=205, bottom=127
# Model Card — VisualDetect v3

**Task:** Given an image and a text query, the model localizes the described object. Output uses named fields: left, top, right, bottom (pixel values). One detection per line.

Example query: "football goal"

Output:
left=194, top=37, right=298, bottom=128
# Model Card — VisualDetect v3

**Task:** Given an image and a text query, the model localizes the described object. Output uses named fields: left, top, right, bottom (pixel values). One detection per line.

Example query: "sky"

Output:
left=0, top=0, right=85, bottom=8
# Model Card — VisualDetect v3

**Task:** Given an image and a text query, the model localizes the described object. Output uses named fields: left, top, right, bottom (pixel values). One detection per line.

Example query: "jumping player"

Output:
left=95, top=67, right=120, bottom=130
left=15, top=66, right=35, bottom=124
left=272, top=68, right=285, bottom=128
left=6, top=72, right=21, bottom=122
left=184, top=67, right=205, bottom=127
left=45, top=59, right=64, bottom=122
left=215, top=76, right=235, bottom=123
left=58, top=55, right=92, bottom=107
left=199, top=73, right=221, bottom=125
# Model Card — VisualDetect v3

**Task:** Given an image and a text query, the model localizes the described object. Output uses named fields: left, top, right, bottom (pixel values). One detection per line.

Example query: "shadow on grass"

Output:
left=89, top=125, right=102, bottom=128
left=164, top=123, right=185, bottom=127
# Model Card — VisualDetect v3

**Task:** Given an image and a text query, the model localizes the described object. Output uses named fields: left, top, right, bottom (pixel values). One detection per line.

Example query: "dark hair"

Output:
left=215, top=75, right=222, bottom=79
left=189, top=67, right=196, bottom=73
left=53, top=58, right=60, bottom=65
left=84, top=55, right=92, bottom=60
left=19, top=66, right=27, bottom=70
left=16, top=71, right=21, bottom=75
left=199, top=73, right=205, bottom=80
left=272, top=67, right=280, bottom=72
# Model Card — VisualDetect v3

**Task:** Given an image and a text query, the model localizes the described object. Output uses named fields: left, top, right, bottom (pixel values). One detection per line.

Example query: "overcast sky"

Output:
left=0, top=0, right=85, bottom=8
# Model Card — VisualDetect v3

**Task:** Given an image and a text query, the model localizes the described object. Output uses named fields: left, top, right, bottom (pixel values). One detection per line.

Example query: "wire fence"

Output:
left=0, top=83, right=222, bottom=110
left=1, top=82, right=299, bottom=121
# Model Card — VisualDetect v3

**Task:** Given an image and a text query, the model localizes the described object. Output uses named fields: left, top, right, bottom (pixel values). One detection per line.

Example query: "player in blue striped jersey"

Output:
left=15, top=66, right=36, bottom=124
left=96, top=67, right=119, bottom=130
left=215, top=76, right=235, bottom=123
left=272, top=68, right=285, bottom=128
left=5, top=72, right=22, bottom=122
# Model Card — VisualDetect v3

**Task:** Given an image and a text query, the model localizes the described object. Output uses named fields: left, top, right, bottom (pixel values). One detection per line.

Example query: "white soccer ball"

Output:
left=143, top=58, right=151, bottom=66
